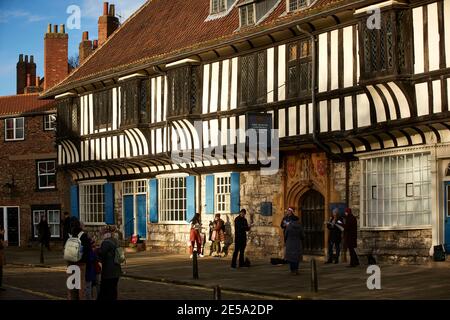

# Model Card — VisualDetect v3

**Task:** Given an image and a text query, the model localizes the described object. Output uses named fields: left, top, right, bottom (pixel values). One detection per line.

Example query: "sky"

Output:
left=0, top=0, right=147, bottom=96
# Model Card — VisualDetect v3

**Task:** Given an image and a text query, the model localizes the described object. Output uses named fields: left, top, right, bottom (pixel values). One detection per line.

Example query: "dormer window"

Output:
left=240, top=3, right=255, bottom=27
left=288, top=0, right=312, bottom=12
left=211, top=0, right=226, bottom=14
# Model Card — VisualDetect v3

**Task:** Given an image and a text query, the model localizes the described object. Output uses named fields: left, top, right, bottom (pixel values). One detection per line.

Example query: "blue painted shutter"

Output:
left=136, top=194, right=147, bottom=238
left=230, top=172, right=240, bottom=214
left=104, top=183, right=115, bottom=225
left=205, top=175, right=215, bottom=214
left=123, top=195, right=134, bottom=238
left=70, top=185, right=79, bottom=219
left=186, top=176, right=196, bottom=223
left=149, top=179, right=158, bottom=223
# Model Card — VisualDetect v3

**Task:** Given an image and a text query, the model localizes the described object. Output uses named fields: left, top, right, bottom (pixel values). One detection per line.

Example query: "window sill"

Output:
left=36, top=188, right=57, bottom=192
left=81, top=222, right=107, bottom=226
left=157, top=221, right=189, bottom=225
left=360, top=225, right=432, bottom=231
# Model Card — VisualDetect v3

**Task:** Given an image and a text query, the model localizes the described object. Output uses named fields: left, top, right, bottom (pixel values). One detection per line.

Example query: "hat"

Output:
left=215, top=213, right=221, bottom=217
left=287, top=207, right=294, bottom=212
left=345, top=208, right=352, bottom=214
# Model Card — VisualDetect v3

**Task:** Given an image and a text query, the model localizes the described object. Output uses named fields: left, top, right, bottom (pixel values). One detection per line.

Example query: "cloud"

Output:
left=0, top=9, right=51, bottom=24
left=82, top=0, right=147, bottom=22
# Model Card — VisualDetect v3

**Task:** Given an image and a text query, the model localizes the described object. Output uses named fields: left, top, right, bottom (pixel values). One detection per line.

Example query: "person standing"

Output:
left=97, top=228, right=122, bottom=301
left=326, top=208, right=344, bottom=264
left=0, top=226, right=5, bottom=291
left=284, top=220, right=305, bottom=275
left=38, top=215, right=51, bottom=251
left=280, top=208, right=299, bottom=241
left=231, top=209, right=251, bottom=269
left=66, top=218, right=91, bottom=300
left=211, top=214, right=225, bottom=257
left=62, top=212, right=71, bottom=245
left=189, top=213, right=203, bottom=258
left=344, top=208, right=360, bottom=267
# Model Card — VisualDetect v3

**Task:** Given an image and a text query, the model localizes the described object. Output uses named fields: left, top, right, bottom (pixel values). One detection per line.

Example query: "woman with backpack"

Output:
left=66, top=218, right=91, bottom=300
left=97, top=227, right=122, bottom=301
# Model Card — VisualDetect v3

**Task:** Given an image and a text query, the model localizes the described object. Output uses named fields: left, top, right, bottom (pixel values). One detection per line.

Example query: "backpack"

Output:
left=433, top=245, right=446, bottom=262
left=64, top=232, right=84, bottom=262
left=221, top=220, right=226, bottom=233
left=114, top=246, right=126, bottom=265
left=106, top=238, right=126, bottom=265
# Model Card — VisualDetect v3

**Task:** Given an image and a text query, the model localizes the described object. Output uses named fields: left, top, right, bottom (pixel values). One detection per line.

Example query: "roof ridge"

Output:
left=0, top=93, right=40, bottom=99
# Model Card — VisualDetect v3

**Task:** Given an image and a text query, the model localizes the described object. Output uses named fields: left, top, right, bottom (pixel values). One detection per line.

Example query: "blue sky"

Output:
left=0, top=0, right=147, bottom=96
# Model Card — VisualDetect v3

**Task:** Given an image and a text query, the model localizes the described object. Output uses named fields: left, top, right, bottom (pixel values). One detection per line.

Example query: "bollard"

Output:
left=40, top=244, right=44, bottom=264
left=193, top=250, right=199, bottom=279
left=213, top=285, right=222, bottom=300
left=310, top=258, right=318, bottom=293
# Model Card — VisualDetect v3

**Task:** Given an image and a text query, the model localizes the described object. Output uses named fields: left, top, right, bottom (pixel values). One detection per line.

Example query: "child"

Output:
left=85, top=238, right=98, bottom=300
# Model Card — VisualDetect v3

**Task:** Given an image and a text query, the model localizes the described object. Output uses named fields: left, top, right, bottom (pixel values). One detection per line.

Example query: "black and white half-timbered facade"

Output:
left=43, top=0, right=450, bottom=262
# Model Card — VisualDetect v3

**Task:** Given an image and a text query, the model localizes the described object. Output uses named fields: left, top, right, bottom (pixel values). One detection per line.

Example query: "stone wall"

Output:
left=359, top=229, right=432, bottom=264
left=239, top=170, right=284, bottom=258
left=332, top=160, right=360, bottom=216
left=140, top=170, right=284, bottom=257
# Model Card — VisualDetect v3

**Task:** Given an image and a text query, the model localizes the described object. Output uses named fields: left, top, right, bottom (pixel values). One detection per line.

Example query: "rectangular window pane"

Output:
left=158, top=177, right=187, bottom=223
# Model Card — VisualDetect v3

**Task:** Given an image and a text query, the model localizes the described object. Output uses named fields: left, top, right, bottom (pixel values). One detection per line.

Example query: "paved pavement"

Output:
left=1, top=247, right=450, bottom=300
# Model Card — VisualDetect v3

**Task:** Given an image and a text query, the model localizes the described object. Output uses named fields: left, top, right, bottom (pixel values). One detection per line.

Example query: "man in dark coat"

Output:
left=97, top=227, right=122, bottom=300
left=231, top=209, right=251, bottom=269
left=326, top=208, right=344, bottom=264
left=280, top=208, right=299, bottom=241
left=344, top=208, right=359, bottom=267
left=62, top=212, right=71, bottom=245
left=284, top=220, right=305, bottom=275
left=37, top=215, right=51, bottom=250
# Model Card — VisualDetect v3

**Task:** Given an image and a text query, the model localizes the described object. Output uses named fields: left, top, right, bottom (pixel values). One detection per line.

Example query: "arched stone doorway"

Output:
left=299, top=189, right=325, bottom=255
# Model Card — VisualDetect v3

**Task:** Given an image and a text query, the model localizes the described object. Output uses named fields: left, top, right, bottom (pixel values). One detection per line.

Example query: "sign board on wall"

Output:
left=246, top=113, right=272, bottom=149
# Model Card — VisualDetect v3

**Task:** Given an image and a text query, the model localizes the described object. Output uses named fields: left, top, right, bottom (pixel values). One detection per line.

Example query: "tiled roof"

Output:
left=0, top=93, right=55, bottom=117
left=44, top=0, right=350, bottom=96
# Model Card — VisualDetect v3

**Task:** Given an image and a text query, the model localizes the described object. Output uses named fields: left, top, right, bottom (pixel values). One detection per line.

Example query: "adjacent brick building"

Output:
left=0, top=94, right=70, bottom=247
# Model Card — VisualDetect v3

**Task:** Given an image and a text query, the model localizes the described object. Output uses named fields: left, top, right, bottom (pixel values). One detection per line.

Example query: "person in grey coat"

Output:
left=97, top=229, right=122, bottom=300
left=284, top=220, right=305, bottom=275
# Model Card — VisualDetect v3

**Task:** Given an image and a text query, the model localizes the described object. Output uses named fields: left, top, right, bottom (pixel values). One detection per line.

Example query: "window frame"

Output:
left=210, top=0, right=227, bottom=14
left=239, top=3, right=256, bottom=28
left=31, top=206, right=61, bottom=239
left=4, top=117, right=25, bottom=141
left=239, top=51, right=267, bottom=107
left=215, top=173, right=231, bottom=214
left=36, top=159, right=57, bottom=190
left=43, top=114, right=57, bottom=131
left=158, top=176, right=187, bottom=224
left=287, top=39, right=313, bottom=98
left=287, top=0, right=312, bottom=12
left=358, top=8, right=412, bottom=81
left=78, top=181, right=107, bottom=226
left=93, top=89, right=113, bottom=132
left=360, top=151, right=432, bottom=230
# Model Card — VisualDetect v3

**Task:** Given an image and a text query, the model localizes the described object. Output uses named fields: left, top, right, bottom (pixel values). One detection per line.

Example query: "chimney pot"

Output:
left=47, top=24, right=52, bottom=33
left=82, top=31, right=89, bottom=41
left=93, top=40, right=98, bottom=49
left=36, top=76, right=40, bottom=87
left=19, top=54, right=24, bottom=62
left=109, top=4, right=115, bottom=17
left=54, top=25, right=58, bottom=33
left=60, top=24, right=65, bottom=34
left=27, top=74, right=31, bottom=87
left=30, top=55, right=34, bottom=63
left=103, top=2, right=109, bottom=16
left=25, top=55, right=29, bottom=63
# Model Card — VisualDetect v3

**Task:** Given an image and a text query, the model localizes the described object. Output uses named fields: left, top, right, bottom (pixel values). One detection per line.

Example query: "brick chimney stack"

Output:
left=16, top=54, right=26, bottom=94
left=79, top=31, right=93, bottom=65
left=44, top=23, right=69, bottom=90
left=98, top=2, right=120, bottom=46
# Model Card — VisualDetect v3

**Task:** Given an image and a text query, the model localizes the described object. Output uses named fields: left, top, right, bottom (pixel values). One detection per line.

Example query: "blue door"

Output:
left=123, top=195, right=134, bottom=239
left=136, top=194, right=147, bottom=239
left=445, top=182, right=450, bottom=252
